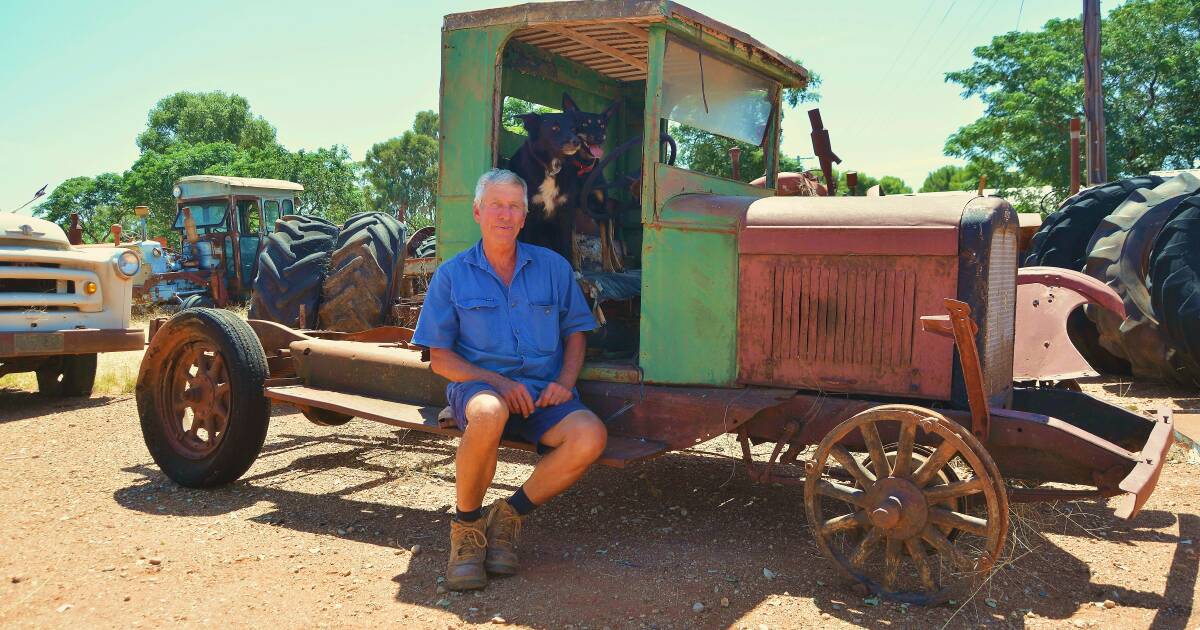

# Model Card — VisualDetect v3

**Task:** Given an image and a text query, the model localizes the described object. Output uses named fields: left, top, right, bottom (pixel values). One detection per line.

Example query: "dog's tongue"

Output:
left=589, top=145, right=604, bottom=160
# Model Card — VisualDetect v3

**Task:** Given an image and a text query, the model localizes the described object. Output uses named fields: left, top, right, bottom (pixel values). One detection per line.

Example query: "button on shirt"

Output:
left=412, top=240, right=598, bottom=399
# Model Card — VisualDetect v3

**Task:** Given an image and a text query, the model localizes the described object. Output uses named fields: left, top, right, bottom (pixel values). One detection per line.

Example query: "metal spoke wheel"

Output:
left=165, top=341, right=232, bottom=458
left=137, top=308, right=270, bottom=488
left=804, top=404, right=1008, bottom=605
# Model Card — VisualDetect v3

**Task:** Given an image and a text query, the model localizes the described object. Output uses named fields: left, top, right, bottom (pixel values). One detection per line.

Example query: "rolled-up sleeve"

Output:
left=412, top=266, right=458, bottom=349
left=558, top=263, right=598, bottom=337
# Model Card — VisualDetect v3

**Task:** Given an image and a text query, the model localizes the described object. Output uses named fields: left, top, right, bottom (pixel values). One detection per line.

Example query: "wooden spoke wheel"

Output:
left=137, top=308, right=270, bottom=488
left=804, top=404, right=1008, bottom=605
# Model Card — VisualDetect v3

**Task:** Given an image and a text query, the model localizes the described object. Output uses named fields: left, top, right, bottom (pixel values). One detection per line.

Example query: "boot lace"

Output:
left=453, top=525, right=487, bottom=560
left=492, top=513, right=523, bottom=547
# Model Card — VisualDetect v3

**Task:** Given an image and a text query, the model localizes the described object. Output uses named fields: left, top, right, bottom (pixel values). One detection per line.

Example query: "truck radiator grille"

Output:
left=738, top=254, right=956, bottom=398
left=982, top=227, right=1017, bottom=396
left=767, top=264, right=917, bottom=367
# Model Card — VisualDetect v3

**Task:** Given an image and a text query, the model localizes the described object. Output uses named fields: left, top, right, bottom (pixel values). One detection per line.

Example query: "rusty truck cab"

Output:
left=439, top=1, right=809, bottom=386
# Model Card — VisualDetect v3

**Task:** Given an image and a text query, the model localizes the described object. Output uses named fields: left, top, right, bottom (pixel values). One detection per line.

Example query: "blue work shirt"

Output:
left=411, top=240, right=598, bottom=399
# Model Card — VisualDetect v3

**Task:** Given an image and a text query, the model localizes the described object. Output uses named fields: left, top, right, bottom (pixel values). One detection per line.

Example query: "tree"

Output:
left=136, top=91, right=277, bottom=154
left=919, top=164, right=980, bottom=193
left=945, top=0, right=1200, bottom=194
left=121, top=142, right=245, bottom=237
left=34, top=173, right=127, bottom=243
left=878, top=176, right=913, bottom=195
left=362, top=111, right=440, bottom=229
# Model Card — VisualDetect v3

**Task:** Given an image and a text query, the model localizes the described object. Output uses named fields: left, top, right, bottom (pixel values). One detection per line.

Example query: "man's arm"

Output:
left=429, top=347, right=535, bottom=417
left=535, top=331, right=586, bottom=408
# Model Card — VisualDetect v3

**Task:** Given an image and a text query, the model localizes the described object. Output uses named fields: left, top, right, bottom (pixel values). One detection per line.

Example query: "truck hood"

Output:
left=0, top=215, right=70, bottom=250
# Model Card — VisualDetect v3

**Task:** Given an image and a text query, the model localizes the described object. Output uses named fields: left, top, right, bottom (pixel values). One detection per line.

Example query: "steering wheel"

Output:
left=580, top=134, right=676, bottom=222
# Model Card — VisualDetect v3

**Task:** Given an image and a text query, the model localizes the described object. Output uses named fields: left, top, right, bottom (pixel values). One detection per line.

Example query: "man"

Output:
left=412, top=169, right=607, bottom=591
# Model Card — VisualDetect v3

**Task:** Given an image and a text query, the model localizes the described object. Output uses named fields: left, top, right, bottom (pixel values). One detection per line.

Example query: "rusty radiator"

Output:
left=737, top=195, right=1019, bottom=405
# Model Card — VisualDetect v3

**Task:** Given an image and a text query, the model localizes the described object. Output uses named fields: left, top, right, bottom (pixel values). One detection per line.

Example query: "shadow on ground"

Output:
left=113, top=424, right=1197, bottom=629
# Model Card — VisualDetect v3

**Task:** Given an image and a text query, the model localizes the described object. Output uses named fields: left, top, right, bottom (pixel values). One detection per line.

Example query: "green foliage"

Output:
left=205, top=144, right=367, bottom=225
left=501, top=97, right=555, bottom=135
left=878, top=176, right=913, bottom=195
left=919, top=164, right=981, bottom=193
left=120, top=142, right=244, bottom=237
left=34, top=173, right=127, bottom=243
left=136, top=91, right=277, bottom=154
left=672, top=122, right=802, bottom=182
left=362, top=111, right=440, bottom=229
left=945, top=0, right=1200, bottom=193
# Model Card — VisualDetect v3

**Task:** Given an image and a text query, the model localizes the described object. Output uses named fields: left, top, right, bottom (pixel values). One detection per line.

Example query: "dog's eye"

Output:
left=600, top=123, right=606, bottom=129
left=552, top=125, right=560, bottom=132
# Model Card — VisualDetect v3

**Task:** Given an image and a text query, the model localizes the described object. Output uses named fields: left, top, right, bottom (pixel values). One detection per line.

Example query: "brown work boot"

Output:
left=484, top=499, right=525, bottom=575
left=445, top=517, right=488, bottom=591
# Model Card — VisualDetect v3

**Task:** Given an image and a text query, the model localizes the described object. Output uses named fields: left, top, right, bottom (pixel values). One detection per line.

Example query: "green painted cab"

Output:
left=437, top=1, right=809, bottom=386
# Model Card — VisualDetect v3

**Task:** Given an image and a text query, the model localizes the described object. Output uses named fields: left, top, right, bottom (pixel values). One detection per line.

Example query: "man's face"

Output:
left=473, top=182, right=527, bottom=244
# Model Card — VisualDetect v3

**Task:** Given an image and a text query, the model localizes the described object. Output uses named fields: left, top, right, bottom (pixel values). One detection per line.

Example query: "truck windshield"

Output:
left=661, top=36, right=776, bottom=146
left=173, top=203, right=228, bottom=230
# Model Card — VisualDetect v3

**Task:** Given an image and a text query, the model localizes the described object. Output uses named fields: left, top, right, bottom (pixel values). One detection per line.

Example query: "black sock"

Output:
left=507, top=487, right=537, bottom=516
left=455, top=506, right=482, bottom=523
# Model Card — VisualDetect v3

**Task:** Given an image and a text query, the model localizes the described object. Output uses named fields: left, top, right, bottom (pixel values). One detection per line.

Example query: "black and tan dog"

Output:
left=508, top=107, right=582, bottom=257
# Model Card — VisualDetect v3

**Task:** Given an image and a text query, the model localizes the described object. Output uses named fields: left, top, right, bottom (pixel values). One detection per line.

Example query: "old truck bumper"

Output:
left=0, top=328, right=144, bottom=357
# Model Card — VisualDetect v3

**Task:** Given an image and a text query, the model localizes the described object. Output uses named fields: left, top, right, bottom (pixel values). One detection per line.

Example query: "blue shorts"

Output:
left=448, top=380, right=590, bottom=449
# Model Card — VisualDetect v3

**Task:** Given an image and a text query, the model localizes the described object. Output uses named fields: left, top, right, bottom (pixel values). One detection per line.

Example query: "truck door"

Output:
left=236, top=198, right=264, bottom=288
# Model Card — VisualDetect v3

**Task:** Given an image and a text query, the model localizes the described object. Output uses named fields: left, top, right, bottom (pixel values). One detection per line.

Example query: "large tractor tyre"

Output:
left=414, top=234, right=437, bottom=258
left=317, top=212, right=406, bottom=332
left=1082, top=174, right=1200, bottom=382
left=1024, top=175, right=1165, bottom=270
left=36, top=354, right=98, bottom=397
left=136, top=308, right=270, bottom=488
left=179, top=294, right=215, bottom=310
left=1149, top=194, right=1200, bottom=386
left=1066, top=309, right=1131, bottom=376
left=249, top=215, right=339, bottom=328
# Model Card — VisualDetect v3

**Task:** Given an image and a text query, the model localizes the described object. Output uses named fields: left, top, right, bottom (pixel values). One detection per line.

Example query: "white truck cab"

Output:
left=0, top=214, right=144, bottom=396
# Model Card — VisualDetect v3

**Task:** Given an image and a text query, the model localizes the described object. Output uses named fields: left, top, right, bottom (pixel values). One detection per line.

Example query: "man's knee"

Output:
left=564, top=412, right=607, bottom=462
left=464, top=392, right=508, bottom=437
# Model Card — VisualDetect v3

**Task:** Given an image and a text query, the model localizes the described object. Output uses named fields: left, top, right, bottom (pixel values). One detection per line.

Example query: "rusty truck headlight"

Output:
left=114, top=250, right=140, bottom=278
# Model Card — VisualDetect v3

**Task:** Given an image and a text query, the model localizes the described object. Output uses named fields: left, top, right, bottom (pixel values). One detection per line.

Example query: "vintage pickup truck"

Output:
left=0, top=214, right=143, bottom=395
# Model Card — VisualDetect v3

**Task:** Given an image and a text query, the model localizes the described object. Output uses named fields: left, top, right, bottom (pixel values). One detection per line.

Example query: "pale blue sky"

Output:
left=0, top=0, right=1109, bottom=210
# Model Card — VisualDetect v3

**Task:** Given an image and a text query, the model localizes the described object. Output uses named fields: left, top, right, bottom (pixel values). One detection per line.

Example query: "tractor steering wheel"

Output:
left=580, top=134, right=676, bottom=222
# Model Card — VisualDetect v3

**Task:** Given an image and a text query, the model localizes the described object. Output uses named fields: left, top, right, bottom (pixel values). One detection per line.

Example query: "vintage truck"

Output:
left=136, top=1, right=1174, bottom=604
left=0, top=214, right=143, bottom=395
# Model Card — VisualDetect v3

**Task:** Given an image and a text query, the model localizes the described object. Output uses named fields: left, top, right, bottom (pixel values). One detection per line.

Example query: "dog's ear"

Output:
left=601, top=100, right=619, bottom=121
left=517, top=113, right=542, bottom=138
left=561, top=92, right=580, bottom=115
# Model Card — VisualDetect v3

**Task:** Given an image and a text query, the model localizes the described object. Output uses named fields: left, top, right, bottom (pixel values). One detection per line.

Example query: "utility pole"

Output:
left=1083, top=0, right=1107, bottom=184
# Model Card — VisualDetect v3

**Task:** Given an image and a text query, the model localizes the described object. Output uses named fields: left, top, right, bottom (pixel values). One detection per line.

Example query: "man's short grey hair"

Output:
left=473, top=168, right=528, bottom=209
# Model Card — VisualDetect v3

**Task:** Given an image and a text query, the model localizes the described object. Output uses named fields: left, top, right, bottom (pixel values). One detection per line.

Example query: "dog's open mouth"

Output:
left=587, top=144, right=604, bottom=160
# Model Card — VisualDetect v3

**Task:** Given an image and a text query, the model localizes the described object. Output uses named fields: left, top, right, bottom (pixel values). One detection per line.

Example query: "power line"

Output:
left=938, top=0, right=1000, bottom=64
left=887, top=0, right=960, bottom=93
left=881, top=0, right=937, bottom=82
left=1016, top=0, right=1025, bottom=31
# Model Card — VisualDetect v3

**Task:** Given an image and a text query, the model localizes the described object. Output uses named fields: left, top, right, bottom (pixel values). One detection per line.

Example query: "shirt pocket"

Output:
left=454, top=297, right=504, bottom=352
left=528, top=302, right=559, bottom=353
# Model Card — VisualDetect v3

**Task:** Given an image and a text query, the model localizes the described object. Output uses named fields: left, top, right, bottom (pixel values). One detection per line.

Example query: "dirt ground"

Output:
left=0, top=373, right=1197, bottom=629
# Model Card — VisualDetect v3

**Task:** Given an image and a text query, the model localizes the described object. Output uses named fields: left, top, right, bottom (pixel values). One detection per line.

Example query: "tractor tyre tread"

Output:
left=249, top=215, right=339, bottom=328
left=1149, top=194, right=1200, bottom=386
left=1024, top=175, right=1165, bottom=270
left=317, top=212, right=405, bottom=332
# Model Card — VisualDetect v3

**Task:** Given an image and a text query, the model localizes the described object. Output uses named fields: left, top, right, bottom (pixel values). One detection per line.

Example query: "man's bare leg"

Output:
left=522, top=409, right=608, bottom=504
left=455, top=392, right=509, bottom=512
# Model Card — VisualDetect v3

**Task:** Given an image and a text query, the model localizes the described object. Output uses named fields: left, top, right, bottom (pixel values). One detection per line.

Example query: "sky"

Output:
left=0, top=0, right=1114, bottom=211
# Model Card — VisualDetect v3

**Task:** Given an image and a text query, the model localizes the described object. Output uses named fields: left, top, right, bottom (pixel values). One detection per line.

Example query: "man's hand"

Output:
left=535, top=382, right=573, bottom=408
left=494, top=377, right=535, bottom=417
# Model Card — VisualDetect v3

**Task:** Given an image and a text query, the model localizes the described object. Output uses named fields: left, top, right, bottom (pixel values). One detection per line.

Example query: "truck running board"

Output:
left=264, top=385, right=670, bottom=468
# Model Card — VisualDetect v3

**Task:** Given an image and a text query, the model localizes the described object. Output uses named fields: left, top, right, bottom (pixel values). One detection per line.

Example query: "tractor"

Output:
left=136, top=1, right=1173, bottom=604
left=130, top=175, right=306, bottom=309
